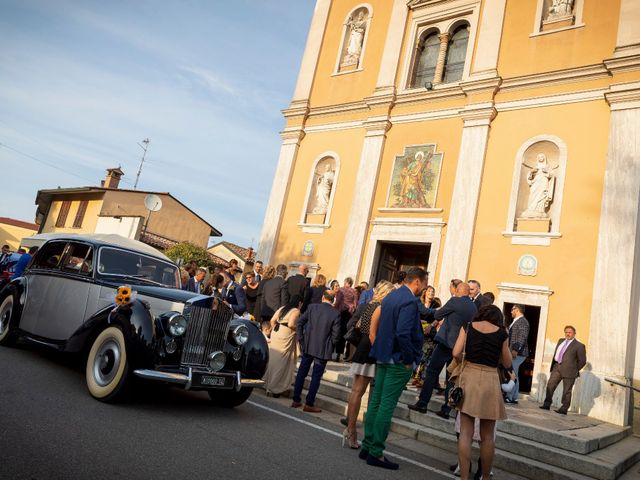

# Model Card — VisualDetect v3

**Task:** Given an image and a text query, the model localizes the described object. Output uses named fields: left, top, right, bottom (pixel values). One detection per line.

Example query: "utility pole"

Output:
left=134, top=138, right=150, bottom=190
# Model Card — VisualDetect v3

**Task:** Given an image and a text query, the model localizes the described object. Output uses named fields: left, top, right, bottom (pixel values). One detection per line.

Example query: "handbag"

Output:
left=344, top=318, right=362, bottom=346
left=447, top=323, right=470, bottom=410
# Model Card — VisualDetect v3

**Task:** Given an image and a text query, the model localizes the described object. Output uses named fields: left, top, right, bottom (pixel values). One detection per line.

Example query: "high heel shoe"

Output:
left=341, top=428, right=360, bottom=449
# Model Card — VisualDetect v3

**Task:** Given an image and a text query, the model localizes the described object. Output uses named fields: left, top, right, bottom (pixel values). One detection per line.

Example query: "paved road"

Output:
left=0, top=343, right=465, bottom=480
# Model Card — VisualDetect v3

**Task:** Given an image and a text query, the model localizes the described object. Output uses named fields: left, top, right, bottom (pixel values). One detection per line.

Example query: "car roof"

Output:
left=23, top=233, right=172, bottom=262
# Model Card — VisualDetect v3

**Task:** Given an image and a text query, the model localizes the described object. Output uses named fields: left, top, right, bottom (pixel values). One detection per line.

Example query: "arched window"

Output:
left=411, top=31, right=440, bottom=88
left=442, top=24, right=469, bottom=84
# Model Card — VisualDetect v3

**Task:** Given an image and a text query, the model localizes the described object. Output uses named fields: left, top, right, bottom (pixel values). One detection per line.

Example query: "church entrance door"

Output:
left=374, top=242, right=430, bottom=284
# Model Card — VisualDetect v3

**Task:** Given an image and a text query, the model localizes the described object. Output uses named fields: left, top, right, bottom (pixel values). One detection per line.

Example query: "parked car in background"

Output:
left=0, top=233, right=268, bottom=406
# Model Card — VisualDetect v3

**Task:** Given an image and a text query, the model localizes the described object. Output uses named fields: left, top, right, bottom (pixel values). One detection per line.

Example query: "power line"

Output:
left=0, top=141, right=95, bottom=183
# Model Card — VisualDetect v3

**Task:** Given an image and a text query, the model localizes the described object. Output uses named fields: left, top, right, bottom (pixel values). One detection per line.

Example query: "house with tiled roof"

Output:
left=33, top=168, right=222, bottom=251
left=0, top=217, right=39, bottom=250
left=207, top=241, right=256, bottom=271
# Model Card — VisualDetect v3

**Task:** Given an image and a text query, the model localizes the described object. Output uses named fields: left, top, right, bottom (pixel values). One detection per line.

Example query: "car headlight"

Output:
left=208, top=351, right=226, bottom=372
left=232, top=325, right=249, bottom=346
left=167, top=314, right=187, bottom=337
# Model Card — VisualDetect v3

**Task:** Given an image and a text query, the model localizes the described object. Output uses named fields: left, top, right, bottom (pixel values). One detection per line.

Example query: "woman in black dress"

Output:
left=243, top=271, right=260, bottom=320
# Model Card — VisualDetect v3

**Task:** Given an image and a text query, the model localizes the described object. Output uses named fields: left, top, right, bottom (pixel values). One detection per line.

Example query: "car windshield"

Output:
left=97, top=247, right=180, bottom=288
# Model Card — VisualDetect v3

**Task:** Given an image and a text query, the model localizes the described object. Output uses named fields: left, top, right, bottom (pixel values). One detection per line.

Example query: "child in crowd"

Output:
left=261, top=321, right=272, bottom=343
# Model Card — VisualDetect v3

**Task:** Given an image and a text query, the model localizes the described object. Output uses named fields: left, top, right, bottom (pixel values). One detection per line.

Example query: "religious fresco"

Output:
left=386, top=144, right=443, bottom=209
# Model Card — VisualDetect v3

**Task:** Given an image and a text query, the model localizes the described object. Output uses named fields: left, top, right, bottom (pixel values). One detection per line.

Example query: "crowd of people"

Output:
left=176, top=258, right=587, bottom=479
left=0, top=244, right=38, bottom=288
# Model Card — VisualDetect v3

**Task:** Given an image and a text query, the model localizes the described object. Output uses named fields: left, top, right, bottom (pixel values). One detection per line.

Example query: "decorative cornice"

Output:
left=500, top=63, right=610, bottom=92
left=363, top=116, right=392, bottom=137
left=371, top=216, right=446, bottom=226
left=496, top=88, right=606, bottom=112
left=306, top=100, right=369, bottom=119
left=604, top=54, right=640, bottom=74
left=605, top=81, right=640, bottom=111
left=279, top=128, right=305, bottom=145
left=407, top=0, right=453, bottom=10
left=496, top=282, right=554, bottom=296
left=365, top=86, right=397, bottom=109
left=395, top=83, right=466, bottom=106
left=460, top=102, right=496, bottom=126
left=282, top=100, right=310, bottom=120
left=460, top=76, right=502, bottom=95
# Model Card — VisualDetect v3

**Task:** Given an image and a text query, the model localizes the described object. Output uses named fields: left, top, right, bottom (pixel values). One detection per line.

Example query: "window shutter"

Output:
left=55, top=201, right=72, bottom=228
left=73, top=200, right=89, bottom=228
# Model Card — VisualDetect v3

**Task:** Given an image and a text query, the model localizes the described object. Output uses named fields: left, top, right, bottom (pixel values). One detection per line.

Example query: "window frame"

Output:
left=31, top=241, right=68, bottom=271
left=400, top=0, right=480, bottom=93
left=409, top=28, right=441, bottom=88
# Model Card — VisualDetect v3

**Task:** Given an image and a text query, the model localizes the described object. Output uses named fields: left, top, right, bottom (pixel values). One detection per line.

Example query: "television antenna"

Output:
left=133, top=138, right=150, bottom=190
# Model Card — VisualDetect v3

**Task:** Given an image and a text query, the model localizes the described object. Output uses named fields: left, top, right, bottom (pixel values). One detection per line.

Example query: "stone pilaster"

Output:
left=257, top=129, right=305, bottom=264
left=613, top=0, right=640, bottom=58
left=372, top=0, right=409, bottom=99
left=433, top=33, right=450, bottom=85
left=585, top=82, right=640, bottom=426
left=291, top=0, right=332, bottom=103
left=336, top=118, right=391, bottom=281
left=436, top=103, right=496, bottom=297
left=469, top=0, right=506, bottom=80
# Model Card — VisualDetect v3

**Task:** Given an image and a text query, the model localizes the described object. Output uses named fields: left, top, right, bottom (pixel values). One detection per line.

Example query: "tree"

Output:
left=165, top=242, right=221, bottom=270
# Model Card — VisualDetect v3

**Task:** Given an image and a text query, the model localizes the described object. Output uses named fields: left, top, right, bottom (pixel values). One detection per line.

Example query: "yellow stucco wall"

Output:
left=0, top=223, right=39, bottom=250
left=41, top=197, right=104, bottom=234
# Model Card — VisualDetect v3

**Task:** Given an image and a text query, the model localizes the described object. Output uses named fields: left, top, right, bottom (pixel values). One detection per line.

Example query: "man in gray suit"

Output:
left=259, top=264, right=289, bottom=322
left=540, top=325, right=587, bottom=414
left=291, top=290, right=341, bottom=413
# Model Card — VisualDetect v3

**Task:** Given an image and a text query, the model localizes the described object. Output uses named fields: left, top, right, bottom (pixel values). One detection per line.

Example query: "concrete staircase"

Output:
left=299, top=363, right=640, bottom=480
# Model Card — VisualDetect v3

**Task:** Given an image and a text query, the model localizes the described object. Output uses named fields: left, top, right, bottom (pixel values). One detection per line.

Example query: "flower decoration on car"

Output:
left=115, top=285, right=136, bottom=305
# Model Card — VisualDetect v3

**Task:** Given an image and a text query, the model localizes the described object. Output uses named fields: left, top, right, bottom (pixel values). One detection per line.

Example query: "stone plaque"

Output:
left=518, top=254, right=538, bottom=276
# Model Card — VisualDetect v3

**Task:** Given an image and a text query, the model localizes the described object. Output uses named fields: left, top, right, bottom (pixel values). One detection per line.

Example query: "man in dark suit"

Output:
left=506, top=304, right=530, bottom=404
left=184, top=267, right=205, bottom=293
left=291, top=290, right=341, bottom=413
left=361, top=267, right=428, bottom=470
left=468, top=279, right=485, bottom=309
left=285, top=264, right=310, bottom=309
left=540, top=325, right=587, bottom=414
left=220, top=271, right=247, bottom=315
left=409, top=282, right=478, bottom=418
left=259, top=264, right=289, bottom=322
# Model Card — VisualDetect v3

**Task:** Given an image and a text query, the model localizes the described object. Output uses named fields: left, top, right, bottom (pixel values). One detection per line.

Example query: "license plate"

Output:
left=200, top=375, right=226, bottom=387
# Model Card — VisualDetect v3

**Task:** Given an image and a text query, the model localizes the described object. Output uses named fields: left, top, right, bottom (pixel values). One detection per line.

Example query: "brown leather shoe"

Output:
left=291, top=401, right=302, bottom=408
left=303, top=404, right=322, bottom=413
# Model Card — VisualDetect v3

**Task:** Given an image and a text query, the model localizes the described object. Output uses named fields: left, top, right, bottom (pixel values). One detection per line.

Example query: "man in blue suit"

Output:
left=361, top=267, right=428, bottom=470
left=220, top=270, right=247, bottom=315
left=409, top=282, right=477, bottom=418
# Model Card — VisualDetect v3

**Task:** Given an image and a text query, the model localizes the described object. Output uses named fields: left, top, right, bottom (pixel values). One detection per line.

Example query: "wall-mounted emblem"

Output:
left=302, top=240, right=314, bottom=257
left=517, top=254, right=538, bottom=276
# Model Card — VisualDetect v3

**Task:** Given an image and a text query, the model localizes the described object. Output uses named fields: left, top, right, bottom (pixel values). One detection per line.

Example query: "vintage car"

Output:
left=0, top=233, right=268, bottom=406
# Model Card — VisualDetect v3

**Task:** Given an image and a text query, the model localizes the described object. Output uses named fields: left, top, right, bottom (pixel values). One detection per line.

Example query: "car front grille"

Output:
left=180, top=303, right=233, bottom=368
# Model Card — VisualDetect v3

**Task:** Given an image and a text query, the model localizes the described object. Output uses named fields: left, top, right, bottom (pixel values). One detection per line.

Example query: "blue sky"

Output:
left=0, top=0, right=315, bottom=248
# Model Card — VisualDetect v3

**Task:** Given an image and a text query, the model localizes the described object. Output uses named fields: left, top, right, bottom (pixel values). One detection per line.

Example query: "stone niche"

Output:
left=541, top=0, right=575, bottom=31
left=514, top=141, right=560, bottom=233
left=304, top=156, right=337, bottom=225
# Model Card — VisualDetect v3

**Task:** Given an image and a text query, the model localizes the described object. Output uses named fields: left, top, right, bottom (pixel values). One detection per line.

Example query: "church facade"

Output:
left=258, top=0, right=640, bottom=429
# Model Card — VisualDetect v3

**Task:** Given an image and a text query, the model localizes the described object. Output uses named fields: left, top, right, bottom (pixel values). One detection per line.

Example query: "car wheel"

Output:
left=86, top=326, right=129, bottom=402
left=0, top=289, right=18, bottom=346
left=208, top=387, right=253, bottom=408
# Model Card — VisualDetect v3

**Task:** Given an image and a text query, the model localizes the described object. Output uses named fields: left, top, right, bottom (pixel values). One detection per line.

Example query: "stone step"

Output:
left=319, top=368, right=631, bottom=455
left=295, top=365, right=640, bottom=479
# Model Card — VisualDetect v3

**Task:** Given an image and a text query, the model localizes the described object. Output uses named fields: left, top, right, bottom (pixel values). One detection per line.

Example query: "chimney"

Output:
left=104, top=167, right=124, bottom=189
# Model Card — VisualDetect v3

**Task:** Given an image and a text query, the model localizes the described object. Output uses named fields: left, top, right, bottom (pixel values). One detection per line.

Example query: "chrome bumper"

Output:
left=133, top=368, right=265, bottom=389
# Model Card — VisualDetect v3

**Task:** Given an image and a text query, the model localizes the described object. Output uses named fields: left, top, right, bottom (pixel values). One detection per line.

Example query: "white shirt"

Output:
left=508, top=315, right=524, bottom=332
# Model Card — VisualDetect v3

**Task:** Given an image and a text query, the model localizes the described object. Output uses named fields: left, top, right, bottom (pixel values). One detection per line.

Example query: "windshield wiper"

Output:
left=107, top=274, right=167, bottom=287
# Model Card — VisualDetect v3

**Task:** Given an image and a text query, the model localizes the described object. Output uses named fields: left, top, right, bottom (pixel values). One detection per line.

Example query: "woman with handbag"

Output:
left=341, top=280, right=395, bottom=449
left=451, top=305, right=512, bottom=480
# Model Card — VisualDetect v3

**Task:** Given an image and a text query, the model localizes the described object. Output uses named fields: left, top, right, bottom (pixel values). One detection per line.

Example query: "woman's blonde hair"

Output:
left=372, top=280, right=395, bottom=303
left=262, top=265, right=276, bottom=281
left=312, top=273, right=327, bottom=288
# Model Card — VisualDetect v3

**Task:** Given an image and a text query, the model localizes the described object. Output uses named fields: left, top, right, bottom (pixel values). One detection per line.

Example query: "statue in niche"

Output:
left=312, top=164, right=335, bottom=214
left=341, top=10, right=368, bottom=67
left=521, top=153, right=557, bottom=218
left=548, top=0, right=574, bottom=18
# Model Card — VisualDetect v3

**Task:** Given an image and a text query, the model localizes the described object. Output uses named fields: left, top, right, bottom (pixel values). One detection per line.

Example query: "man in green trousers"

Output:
left=360, top=267, right=428, bottom=470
